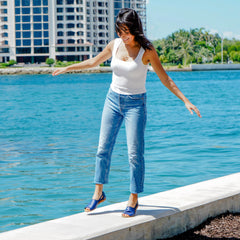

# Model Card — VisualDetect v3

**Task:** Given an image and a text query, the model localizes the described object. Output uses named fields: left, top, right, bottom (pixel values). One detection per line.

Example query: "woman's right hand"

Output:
left=52, top=67, right=68, bottom=76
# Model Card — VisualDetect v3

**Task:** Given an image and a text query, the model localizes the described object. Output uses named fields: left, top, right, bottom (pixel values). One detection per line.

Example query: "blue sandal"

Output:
left=122, top=202, right=138, bottom=217
left=84, top=192, right=106, bottom=212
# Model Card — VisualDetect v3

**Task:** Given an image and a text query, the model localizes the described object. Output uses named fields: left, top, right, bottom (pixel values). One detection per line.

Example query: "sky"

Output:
left=146, top=0, right=240, bottom=40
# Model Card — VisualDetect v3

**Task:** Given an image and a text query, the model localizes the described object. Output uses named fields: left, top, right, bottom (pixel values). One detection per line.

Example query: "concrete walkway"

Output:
left=1, top=173, right=240, bottom=240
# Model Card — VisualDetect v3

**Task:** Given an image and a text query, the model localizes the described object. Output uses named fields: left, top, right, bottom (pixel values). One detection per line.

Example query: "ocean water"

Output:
left=0, top=70, right=240, bottom=232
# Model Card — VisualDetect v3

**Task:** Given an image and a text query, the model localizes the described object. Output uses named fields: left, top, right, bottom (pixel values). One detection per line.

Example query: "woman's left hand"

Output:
left=185, top=102, right=202, bottom=118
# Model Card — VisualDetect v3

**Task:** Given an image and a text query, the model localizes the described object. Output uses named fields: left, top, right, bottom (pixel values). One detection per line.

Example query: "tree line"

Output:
left=152, top=28, right=240, bottom=66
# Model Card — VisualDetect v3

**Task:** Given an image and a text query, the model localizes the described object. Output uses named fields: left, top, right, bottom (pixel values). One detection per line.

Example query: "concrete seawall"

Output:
left=0, top=66, right=113, bottom=75
left=1, top=64, right=240, bottom=75
left=0, top=173, right=240, bottom=240
left=191, top=63, right=240, bottom=71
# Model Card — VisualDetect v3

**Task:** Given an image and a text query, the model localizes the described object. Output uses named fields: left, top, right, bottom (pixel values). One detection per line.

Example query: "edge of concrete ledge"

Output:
left=1, top=172, right=240, bottom=240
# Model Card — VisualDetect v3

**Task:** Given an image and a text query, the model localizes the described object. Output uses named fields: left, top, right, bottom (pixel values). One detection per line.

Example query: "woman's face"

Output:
left=117, top=25, right=135, bottom=44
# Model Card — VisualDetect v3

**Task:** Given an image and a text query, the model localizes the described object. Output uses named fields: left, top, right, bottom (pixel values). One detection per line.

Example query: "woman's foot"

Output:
left=122, top=193, right=138, bottom=217
left=84, top=191, right=106, bottom=212
left=84, top=184, right=105, bottom=212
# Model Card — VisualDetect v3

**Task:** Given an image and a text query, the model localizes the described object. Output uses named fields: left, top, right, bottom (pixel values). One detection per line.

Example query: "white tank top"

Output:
left=110, top=38, right=148, bottom=95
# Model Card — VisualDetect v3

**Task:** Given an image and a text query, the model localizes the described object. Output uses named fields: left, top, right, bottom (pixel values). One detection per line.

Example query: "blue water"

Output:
left=0, top=70, right=240, bottom=232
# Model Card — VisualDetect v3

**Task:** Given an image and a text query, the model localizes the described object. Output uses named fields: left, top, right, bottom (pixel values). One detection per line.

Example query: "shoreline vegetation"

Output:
left=152, top=28, right=240, bottom=65
left=1, top=64, right=240, bottom=75
left=1, top=28, right=240, bottom=75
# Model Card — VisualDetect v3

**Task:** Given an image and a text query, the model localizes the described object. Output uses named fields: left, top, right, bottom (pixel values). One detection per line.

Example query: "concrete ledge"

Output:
left=191, top=63, right=240, bottom=71
left=1, top=173, right=240, bottom=240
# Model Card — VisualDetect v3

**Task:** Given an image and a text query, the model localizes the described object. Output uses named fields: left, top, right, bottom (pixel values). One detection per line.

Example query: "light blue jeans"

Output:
left=94, top=88, right=147, bottom=193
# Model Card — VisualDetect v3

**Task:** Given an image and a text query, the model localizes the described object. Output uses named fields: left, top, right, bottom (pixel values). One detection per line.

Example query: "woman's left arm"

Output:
left=144, top=47, right=202, bottom=118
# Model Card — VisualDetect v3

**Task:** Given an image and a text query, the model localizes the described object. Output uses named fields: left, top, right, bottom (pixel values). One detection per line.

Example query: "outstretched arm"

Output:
left=52, top=40, right=114, bottom=76
left=144, top=47, right=201, bottom=118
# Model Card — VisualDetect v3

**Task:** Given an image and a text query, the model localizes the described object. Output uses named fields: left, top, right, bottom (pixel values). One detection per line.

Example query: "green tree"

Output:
left=46, top=58, right=55, bottom=67
left=213, top=51, right=228, bottom=63
left=8, top=59, right=17, bottom=66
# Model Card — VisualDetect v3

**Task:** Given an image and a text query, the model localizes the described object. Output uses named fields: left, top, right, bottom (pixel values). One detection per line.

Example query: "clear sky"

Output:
left=146, top=0, right=240, bottom=40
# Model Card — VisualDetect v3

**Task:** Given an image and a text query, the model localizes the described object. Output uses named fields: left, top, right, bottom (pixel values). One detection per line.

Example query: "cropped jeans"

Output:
left=94, top=88, right=147, bottom=193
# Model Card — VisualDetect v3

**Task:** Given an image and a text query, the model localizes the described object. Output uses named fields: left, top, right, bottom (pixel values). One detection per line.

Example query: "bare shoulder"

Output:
left=106, top=39, right=116, bottom=52
left=142, top=45, right=158, bottom=64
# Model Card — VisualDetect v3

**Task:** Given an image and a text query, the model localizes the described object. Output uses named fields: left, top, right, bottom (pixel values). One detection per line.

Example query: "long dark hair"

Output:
left=115, top=8, right=152, bottom=50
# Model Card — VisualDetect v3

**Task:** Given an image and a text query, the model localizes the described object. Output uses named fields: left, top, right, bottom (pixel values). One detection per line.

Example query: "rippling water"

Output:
left=0, top=70, right=240, bottom=232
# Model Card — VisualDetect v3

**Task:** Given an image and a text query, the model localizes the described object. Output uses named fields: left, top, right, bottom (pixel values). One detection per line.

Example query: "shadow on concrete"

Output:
left=87, top=204, right=180, bottom=217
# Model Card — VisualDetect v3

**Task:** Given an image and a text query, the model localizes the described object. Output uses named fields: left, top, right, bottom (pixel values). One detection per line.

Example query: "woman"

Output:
left=52, top=8, right=201, bottom=218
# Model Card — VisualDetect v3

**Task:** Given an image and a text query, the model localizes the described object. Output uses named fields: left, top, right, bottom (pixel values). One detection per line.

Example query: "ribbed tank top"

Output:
left=110, top=38, right=148, bottom=95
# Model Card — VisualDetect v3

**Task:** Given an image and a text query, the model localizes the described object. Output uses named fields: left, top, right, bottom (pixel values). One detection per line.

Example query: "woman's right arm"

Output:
left=52, top=40, right=114, bottom=76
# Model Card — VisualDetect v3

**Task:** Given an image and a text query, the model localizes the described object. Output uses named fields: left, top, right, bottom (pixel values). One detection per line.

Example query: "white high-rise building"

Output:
left=0, top=0, right=146, bottom=63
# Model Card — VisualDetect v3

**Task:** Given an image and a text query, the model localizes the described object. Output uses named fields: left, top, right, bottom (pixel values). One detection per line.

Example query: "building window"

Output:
left=22, top=16, right=31, bottom=22
left=33, top=0, right=41, bottom=6
left=33, top=8, right=41, bottom=14
left=99, top=40, right=105, bottom=44
left=16, top=24, right=21, bottom=30
left=66, top=8, right=74, bottom=13
left=44, top=39, right=49, bottom=45
left=77, top=31, right=84, bottom=36
left=57, top=0, right=63, bottom=4
left=57, top=16, right=64, bottom=21
left=66, top=0, right=74, bottom=4
left=15, top=0, right=20, bottom=6
left=22, top=24, right=31, bottom=30
left=22, top=0, right=30, bottom=6
left=43, top=0, right=48, bottom=6
left=77, top=15, right=83, bottom=20
left=34, top=39, right=42, bottom=46
left=99, top=25, right=105, bottom=30
left=0, top=48, right=9, bottom=53
left=15, top=16, right=20, bottom=22
left=16, top=47, right=31, bottom=54
left=2, top=32, right=8, bottom=37
left=34, top=23, right=42, bottom=30
left=67, top=31, right=75, bottom=36
left=67, top=23, right=74, bottom=28
left=43, top=23, right=48, bottom=29
left=67, top=16, right=74, bottom=20
left=1, top=17, right=8, bottom=22
left=16, top=32, right=21, bottom=38
left=33, top=16, right=42, bottom=22
left=77, top=23, right=83, bottom=28
left=44, top=31, right=49, bottom=37
left=57, top=39, right=64, bottom=44
left=43, top=15, right=48, bottom=21
left=15, top=8, right=20, bottom=14
left=34, top=47, right=49, bottom=53
left=22, top=31, right=31, bottom=38
left=23, top=39, right=31, bottom=46
left=57, top=31, right=64, bottom=36
left=67, top=47, right=75, bottom=51
left=22, top=8, right=30, bottom=14
left=76, top=8, right=83, bottom=12
left=67, top=40, right=75, bottom=44
left=43, top=7, right=48, bottom=13
left=34, top=31, right=42, bottom=38
left=16, top=40, right=21, bottom=46
left=57, top=8, right=63, bottom=13
left=57, top=23, right=64, bottom=28
left=77, top=46, right=84, bottom=51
